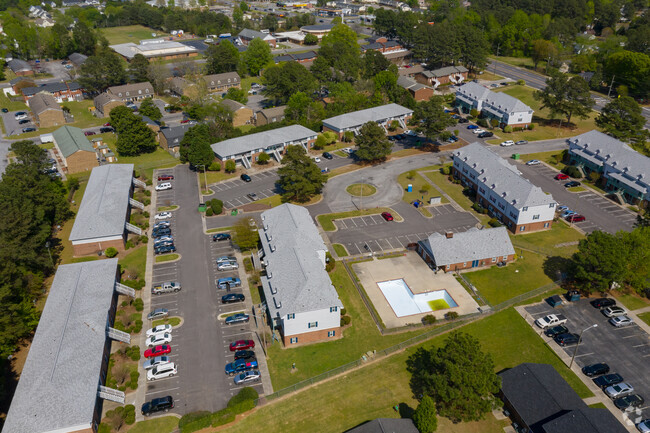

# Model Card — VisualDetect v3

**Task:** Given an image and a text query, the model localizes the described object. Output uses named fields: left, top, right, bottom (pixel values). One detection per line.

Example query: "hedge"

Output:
left=212, top=408, right=237, bottom=427
left=179, top=411, right=212, bottom=431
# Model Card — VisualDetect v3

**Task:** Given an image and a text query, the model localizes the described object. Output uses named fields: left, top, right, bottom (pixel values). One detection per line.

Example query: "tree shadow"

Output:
left=398, top=402, right=415, bottom=419
left=542, top=255, right=573, bottom=282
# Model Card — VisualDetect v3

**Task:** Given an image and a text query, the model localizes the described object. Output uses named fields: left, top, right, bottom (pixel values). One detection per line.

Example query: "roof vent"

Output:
left=264, top=224, right=269, bottom=231
left=445, top=232, right=453, bottom=239
left=267, top=270, right=272, bottom=278
left=270, top=244, right=276, bottom=252
left=266, top=232, right=272, bottom=241
left=274, top=297, right=282, bottom=309
left=270, top=282, right=277, bottom=294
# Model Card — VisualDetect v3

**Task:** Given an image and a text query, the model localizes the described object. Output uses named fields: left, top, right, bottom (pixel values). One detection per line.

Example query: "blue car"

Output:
left=467, top=125, right=479, bottom=130
left=557, top=205, right=569, bottom=212
left=225, top=359, right=258, bottom=376
left=225, top=313, right=249, bottom=325
left=217, top=277, right=241, bottom=289
left=561, top=210, right=576, bottom=218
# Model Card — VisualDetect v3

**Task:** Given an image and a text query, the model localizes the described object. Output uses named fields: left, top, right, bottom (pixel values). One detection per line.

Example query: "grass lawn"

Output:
left=0, top=91, right=28, bottom=111
left=241, top=76, right=263, bottom=91
left=424, top=170, right=490, bottom=225
left=491, top=55, right=538, bottom=69
left=118, top=246, right=147, bottom=279
left=588, top=402, right=607, bottom=410
left=128, top=416, right=178, bottom=433
left=223, top=308, right=590, bottom=433
left=157, top=205, right=178, bottom=212
left=152, top=317, right=182, bottom=327
left=464, top=252, right=555, bottom=306
left=204, top=170, right=237, bottom=185
left=102, top=133, right=179, bottom=179
left=99, top=25, right=169, bottom=45
left=346, top=183, right=377, bottom=197
left=637, top=312, right=650, bottom=326
left=332, top=244, right=348, bottom=257
left=515, top=150, right=567, bottom=171
left=320, top=141, right=353, bottom=153
left=397, top=169, right=442, bottom=204
left=256, top=194, right=282, bottom=207
left=317, top=207, right=398, bottom=231
left=509, top=222, right=584, bottom=257
left=155, top=253, right=179, bottom=263
left=476, top=71, right=504, bottom=81
left=11, top=100, right=106, bottom=139
left=613, top=292, right=650, bottom=311
left=568, top=186, right=586, bottom=192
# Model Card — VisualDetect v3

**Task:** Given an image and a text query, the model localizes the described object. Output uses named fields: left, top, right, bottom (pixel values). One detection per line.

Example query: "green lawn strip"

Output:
left=256, top=194, right=282, bottom=207
left=509, top=222, right=584, bottom=258
left=206, top=226, right=235, bottom=234
left=205, top=170, right=237, bottom=185
left=102, top=134, right=179, bottom=180
left=476, top=71, right=505, bottom=81
left=397, top=169, right=440, bottom=204
left=0, top=91, right=28, bottom=111
left=128, top=416, right=179, bottom=433
left=155, top=253, right=179, bottom=263
left=491, top=55, right=537, bottom=69
left=118, top=246, right=147, bottom=279
left=99, top=25, right=169, bottom=44
left=637, top=312, right=650, bottom=326
left=152, top=317, right=182, bottom=327
left=332, top=244, right=348, bottom=257
left=69, top=256, right=99, bottom=263
left=346, top=183, right=377, bottom=197
left=321, top=141, right=353, bottom=152
left=464, top=252, right=554, bottom=306
left=333, top=150, right=347, bottom=158
left=266, top=264, right=430, bottom=390
left=248, top=276, right=262, bottom=304
left=515, top=150, right=567, bottom=171
left=317, top=208, right=396, bottom=231
left=568, top=186, right=586, bottom=192
left=224, top=308, right=590, bottom=433
left=241, top=76, right=263, bottom=91
left=613, top=293, right=650, bottom=311
left=588, top=402, right=607, bottom=410
left=424, top=170, right=490, bottom=225
left=157, top=205, right=179, bottom=212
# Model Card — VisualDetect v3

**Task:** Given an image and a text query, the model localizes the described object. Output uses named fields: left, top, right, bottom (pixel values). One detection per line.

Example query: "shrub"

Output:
left=209, top=161, right=221, bottom=171
left=97, top=423, right=111, bottom=433
left=313, top=135, right=327, bottom=150
left=340, top=308, right=347, bottom=316
left=440, top=130, right=452, bottom=140
left=440, top=165, right=451, bottom=175
left=413, top=395, right=438, bottom=433
left=124, top=405, right=136, bottom=425
left=563, top=165, right=582, bottom=178
left=343, top=131, right=355, bottom=143
left=488, top=218, right=502, bottom=227
left=212, top=408, right=236, bottom=427
left=388, top=120, right=400, bottom=131
left=126, top=345, right=140, bottom=361
left=139, top=235, right=148, bottom=244
left=180, top=411, right=212, bottom=430
left=445, top=311, right=459, bottom=320
left=66, top=177, right=80, bottom=192
left=105, top=247, right=118, bottom=258
left=490, top=118, right=499, bottom=128
left=133, top=298, right=144, bottom=311
left=181, top=416, right=212, bottom=433
left=144, top=190, right=151, bottom=197
left=210, top=198, right=223, bottom=214
left=422, top=314, right=437, bottom=325
left=528, top=123, right=535, bottom=130
left=143, top=211, right=150, bottom=218
left=477, top=118, right=488, bottom=127
left=225, top=160, right=236, bottom=173
left=125, top=240, right=135, bottom=250
left=226, top=387, right=258, bottom=415
left=325, top=251, right=335, bottom=272
left=206, top=207, right=214, bottom=216
left=406, top=170, right=416, bottom=180
left=503, top=125, right=513, bottom=133
left=472, top=202, right=483, bottom=213
left=469, top=108, right=479, bottom=118
left=243, top=257, right=253, bottom=272
left=340, top=315, right=352, bottom=326
left=143, top=198, right=151, bottom=206
left=516, top=79, right=525, bottom=85
left=323, top=131, right=338, bottom=144
left=257, top=152, right=270, bottom=165
left=453, top=129, right=459, bottom=136
left=132, top=319, right=143, bottom=334
left=420, top=183, right=431, bottom=194
left=588, top=171, right=600, bottom=183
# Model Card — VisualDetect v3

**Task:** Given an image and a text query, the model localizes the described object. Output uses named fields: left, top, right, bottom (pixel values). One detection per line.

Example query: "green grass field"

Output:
left=128, top=416, right=178, bottom=433
left=397, top=169, right=444, bottom=205
left=152, top=317, right=182, bottom=327
left=155, top=253, right=179, bottom=263
left=346, top=183, right=377, bottom=197
left=614, top=293, right=650, bottom=311
left=0, top=91, right=28, bottom=111
left=424, top=170, right=490, bottom=225
left=99, top=25, right=169, bottom=45
left=332, top=243, right=348, bottom=257
left=510, top=222, right=584, bottom=258
left=101, top=133, right=179, bottom=180
left=638, top=312, right=650, bottom=326
left=11, top=100, right=104, bottom=139
left=118, top=245, right=147, bottom=279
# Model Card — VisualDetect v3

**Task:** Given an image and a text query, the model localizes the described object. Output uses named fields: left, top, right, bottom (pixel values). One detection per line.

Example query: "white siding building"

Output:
left=456, top=82, right=533, bottom=128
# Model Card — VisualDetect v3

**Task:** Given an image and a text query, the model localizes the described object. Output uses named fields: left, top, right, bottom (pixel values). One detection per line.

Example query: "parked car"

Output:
left=609, top=316, right=633, bottom=327
left=217, top=277, right=241, bottom=289
left=84, top=131, right=96, bottom=136
left=605, top=382, right=634, bottom=398
left=582, top=363, right=610, bottom=377
left=141, top=396, right=174, bottom=416
left=477, top=131, right=493, bottom=138
left=500, top=140, right=515, bottom=146
left=591, top=298, right=616, bottom=309
left=1, top=108, right=8, bottom=113
left=153, top=220, right=170, bottom=228
left=557, top=205, right=569, bottom=212
left=614, top=394, right=644, bottom=410
left=466, top=125, right=479, bottom=130
left=322, top=152, right=333, bottom=159
left=153, top=236, right=173, bottom=244
left=240, top=173, right=252, bottom=182
left=381, top=212, right=393, bottom=221
left=230, top=340, right=255, bottom=351
left=147, top=333, right=172, bottom=347
left=146, top=324, right=173, bottom=337
left=234, top=370, right=261, bottom=385
left=218, top=262, right=239, bottom=271
left=457, top=117, right=469, bottom=123
left=553, top=333, right=580, bottom=346
left=247, top=192, right=258, bottom=201
left=535, top=314, right=567, bottom=328
left=152, top=228, right=172, bottom=238
left=602, top=306, right=627, bottom=318
left=636, top=419, right=650, bottom=432
left=18, top=119, right=30, bottom=125
left=225, top=359, right=258, bottom=376
left=99, top=127, right=114, bottom=133
left=14, top=112, right=28, bottom=120
left=561, top=210, right=577, bottom=218
left=593, top=373, right=624, bottom=389
left=212, top=233, right=231, bottom=241
left=515, top=140, right=528, bottom=145
left=216, top=255, right=237, bottom=263
left=526, top=159, right=541, bottom=166
left=147, top=362, right=177, bottom=381
left=566, top=214, right=586, bottom=223
left=155, top=211, right=172, bottom=220
left=156, top=182, right=172, bottom=191
left=543, top=325, right=569, bottom=337
left=154, top=244, right=175, bottom=254
left=143, top=356, right=171, bottom=370
left=147, top=308, right=169, bottom=320
left=144, top=344, right=171, bottom=358
left=225, top=313, right=250, bottom=325
left=564, top=181, right=581, bottom=188
left=152, top=282, right=181, bottom=295
left=314, top=157, right=321, bottom=163
left=222, top=293, right=245, bottom=303
left=22, top=127, right=37, bottom=133
left=234, top=350, right=256, bottom=360
left=555, top=173, right=570, bottom=180
left=103, top=122, right=111, bottom=126
left=473, top=128, right=486, bottom=134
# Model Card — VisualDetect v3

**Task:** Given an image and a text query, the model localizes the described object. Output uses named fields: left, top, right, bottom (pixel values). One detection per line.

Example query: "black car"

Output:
left=614, top=394, right=644, bottom=410
left=18, top=119, right=30, bottom=125
left=591, top=298, right=616, bottom=309
left=234, top=349, right=256, bottom=360
left=212, top=233, right=231, bottom=242
left=221, top=293, right=245, bottom=304
left=478, top=131, right=494, bottom=138
left=241, top=173, right=251, bottom=182
left=593, top=373, right=624, bottom=389
left=99, top=127, right=114, bottom=133
left=457, top=117, right=469, bottom=123
left=582, top=363, right=610, bottom=377
left=564, top=181, right=581, bottom=188
left=22, top=127, right=37, bottom=133
left=388, top=135, right=396, bottom=141
left=142, top=396, right=174, bottom=416
left=1, top=108, right=8, bottom=113
left=155, top=245, right=176, bottom=254
left=322, top=152, right=333, bottom=159
left=152, top=228, right=172, bottom=237
left=544, top=324, right=569, bottom=337
left=554, top=333, right=580, bottom=346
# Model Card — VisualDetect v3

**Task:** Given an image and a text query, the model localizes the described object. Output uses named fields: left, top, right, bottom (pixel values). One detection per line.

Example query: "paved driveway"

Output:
left=525, top=300, right=650, bottom=421
left=2, top=111, right=36, bottom=136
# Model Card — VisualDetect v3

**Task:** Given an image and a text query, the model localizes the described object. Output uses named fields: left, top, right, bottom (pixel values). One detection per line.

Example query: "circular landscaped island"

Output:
left=346, top=183, right=377, bottom=197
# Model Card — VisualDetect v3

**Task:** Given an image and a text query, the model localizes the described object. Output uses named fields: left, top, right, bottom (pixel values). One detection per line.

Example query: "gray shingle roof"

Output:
left=3, top=259, right=119, bottom=433
left=301, top=23, right=334, bottom=31
left=422, top=65, right=468, bottom=77
left=420, top=227, right=514, bottom=266
left=456, top=82, right=532, bottom=114
left=258, top=105, right=286, bottom=120
left=22, top=81, right=78, bottom=96
left=52, top=125, right=95, bottom=158
left=160, top=124, right=192, bottom=145
left=322, top=103, right=413, bottom=131
left=238, top=29, right=273, bottom=40
left=203, top=72, right=240, bottom=89
left=453, top=143, right=555, bottom=208
left=94, top=92, right=122, bottom=111
left=7, top=59, right=32, bottom=73
left=28, top=92, right=62, bottom=115
left=346, top=418, right=419, bottom=433
left=259, top=204, right=342, bottom=317
left=220, top=98, right=246, bottom=112
left=397, top=76, right=430, bottom=92
left=68, top=52, right=88, bottom=66
left=455, top=81, right=491, bottom=101
left=69, top=164, right=134, bottom=242
left=210, top=125, right=316, bottom=159
left=107, top=82, right=154, bottom=99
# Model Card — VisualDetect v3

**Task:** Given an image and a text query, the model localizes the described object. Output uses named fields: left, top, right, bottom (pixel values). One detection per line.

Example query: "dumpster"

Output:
left=198, top=203, right=207, bottom=212
left=511, top=153, right=520, bottom=160
left=231, top=209, right=238, bottom=216
left=565, top=290, right=581, bottom=302
left=546, top=295, right=563, bottom=308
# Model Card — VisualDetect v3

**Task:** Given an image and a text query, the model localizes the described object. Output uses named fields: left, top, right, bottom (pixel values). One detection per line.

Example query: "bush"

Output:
left=490, top=118, right=499, bottom=128
left=323, top=131, right=338, bottom=144
left=180, top=411, right=212, bottom=430
left=139, top=235, right=149, bottom=244
left=469, top=108, right=479, bottom=118
left=503, top=125, right=513, bottom=133
left=209, top=161, right=221, bottom=171
left=143, top=211, right=150, bottom=218
left=477, top=118, right=488, bottom=127
left=422, top=314, right=437, bottom=325
left=133, top=298, right=144, bottom=311
left=445, top=311, right=459, bottom=320
left=210, top=198, right=223, bottom=215
left=516, top=79, right=525, bottom=85
left=66, top=177, right=80, bottom=192
left=440, top=165, right=451, bottom=175
left=420, top=183, right=431, bottom=194
left=488, top=218, right=502, bottom=227
left=124, top=405, right=136, bottom=425
left=257, top=152, right=270, bottom=165
left=340, top=308, right=347, bottom=316
left=340, top=315, right=351, bottom=326
left=206, top=207, right=214, bottom=216
left=225, top=160, right=236, bottom=173
left=388, top=120, right=400, bottom=131
left=181, top=416, right=212, bottom=433
left=132, top=319, right=143, bottom=334
left=226, top=387, right=258, bottom=415
left=313, top=135, right=328, bottom=150
left=453, top=129, right=459, bottom=136
left=325, top=251, right=335, bottom=272
left=413, top=395, right=437, bottom=433
left=212, top=408, right=236, bottom=427
left=105, top=247, right=118, bottom=258
left=406, top=170, right=416, bottom=179
left=563, top=165, right=582, bottom=179
left=527, top=123, right=535, bottom=130
left=343, top=131, right=355, bottom=143
left=126, top=345, right=140, bottom=361
left=125, top=240, right=135, bottom=250
left=243, top=257, right=253, bottom=272
left=588, top=171, right=600, bottom=183
left=97, top=423, right=111, bottom=433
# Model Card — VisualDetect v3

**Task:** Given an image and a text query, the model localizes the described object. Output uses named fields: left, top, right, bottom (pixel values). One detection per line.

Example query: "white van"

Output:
left=155, top=182, right=172, bottom=191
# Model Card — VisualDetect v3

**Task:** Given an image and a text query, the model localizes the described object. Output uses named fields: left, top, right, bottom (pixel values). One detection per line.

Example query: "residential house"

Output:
left=499, top=363, right=628, bottom=433
left=567, top=130, right=650, bottom=207
left=69, top=52, right=88, bottom=67
left=418, top=227, right=515, bottom=272
left=28, top=5, right=48, bottom=17
left=322, top=103, right=413, bottom=139
left=255, top=105, right=286, bottom=126
left=21, top=81, right=84, bottom=103
left=203, top=72, right=241, bottom=93
left=397, top=76, right=434, bottom=101
left=159, top=124, right=192, bottom=155
left=93, top=92, right=125, bottom=118
left=238, top=29, right=276, bottom=47
left=220, top=99, right=253, bottom=127
left=28, top=92, right=65, bottom=128
left=9, top=77, right=35, bottom=95
left=7, top=59, right=34, bottom=76
left=361, top=36, right=404, bottom=54
left=34, top=17, right=54, bottom=28
left=398, top=64, right=425, bottom=77
left=169, top=76, right=198, bottom=98
left=110, top=39, right=198, bottom=61
left=415, top=66, right=468, bottom=88
left=69, top=164, right=145, bottom=255
left=3, top=259, right=126, bottom=433
left=452, top=143, right=556, bottom=233
left=141, top=115, right=160, bottom=136
left=211, top=124, right=317, bottom=168
left=259, top=204, right=343, bottom=346
left=347, top=419, right=419, bottom=433
left=52, top=125, right=99, bottom=174
left=107, top=82, right=154, bottom=102
left=273, top=51, right=317, bottom=64
left=455, top=82, right=533, bottom=128
left=300, top=23, right=334, bottom=39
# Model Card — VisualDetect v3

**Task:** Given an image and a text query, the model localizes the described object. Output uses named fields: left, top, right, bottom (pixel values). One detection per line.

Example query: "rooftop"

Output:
left=204, top=72, right=240, bottom=88
left=422, top=65, right=468, bottom=77
left=52, top=125, right=95, bottom=158
left=160, top=124, right=192, bottom=144
left=397, top=76, right=431, bottom=92
left=421, top=227, right=515, bottom=266
left=69, top=164, right=135, bottom=242
left=7, top=59, right=32, bottom=72
left=108, top=82, right=154, bottom=98
left=110, top=40, right=198, bottom=59
left=220, top=98, right=247, bottom=112
left=457, top=82, right=532, bottom=114
left=28, top=92, right=62, bottom=115
left=238, top=28, right=274, bottom=40
left=322, top=103, right=413, bottom=131
left=346, top=418, right=419, bottom=433
left=22, top=81, right=82, bottom=97
left=301, top=23, right=334, bottom=31
left=258, top=105, right=287, bottom=119
left=211, top=124, right=316, bottom=158
left=3, top=259, right=119, bottom=433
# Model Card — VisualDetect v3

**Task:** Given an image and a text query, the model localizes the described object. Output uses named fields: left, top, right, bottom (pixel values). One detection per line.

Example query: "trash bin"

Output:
left=198, top=203, right=207, bottom=212
left=231, top=209, right=238, bottom=216
left=512, top=153, right=520, bottom=160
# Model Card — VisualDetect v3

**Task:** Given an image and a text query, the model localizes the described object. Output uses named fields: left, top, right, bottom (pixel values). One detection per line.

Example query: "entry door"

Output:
left=472, top=260, right=479, bottom=268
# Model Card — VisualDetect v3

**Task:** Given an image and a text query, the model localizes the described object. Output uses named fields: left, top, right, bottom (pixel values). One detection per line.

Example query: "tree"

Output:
left=413, top=395, right=438, bottom=433
left=363, top=50, right=391, bottom=78
left=596, top=96, right=646, bottom=142
left=244, top=38, right=273, bottom=76
left=179, top=124, right=215, bottom=167
left=304, top=34, right=318, bottom=45
left=319, top=24, right=361, bottom=80
left=206, top=40, right=240, bottom=74
left=263, top=62, right=318, bottom=102
left=232, top=217, right=260, bottom=250
left=530, top=39, right=558, bottom=71
left=285, top=91, right=324, bottom=128
left=78, top=49, right=127, bottom=93
left=354, top=122, right=392, bottom=162
left=225, top=160, right=236, bottom=173
left=604, top=50, right=650, bottom=99
left=110, top=108, right=157, bottom=156
left=225, top=87, right=248, bottom=104
left=128, top=54, right=150, bottom=84
left=415, top=96, right=457, bottom=140
left=277, top=145, right=327, bottom=202
left=72, top=21, right=97, bottom=56
left=407, top=332, right=501, bottom=423
left=138, top=98, right=162, bottom=122
left=534, top=73, right=592, bottom=124
left=257, top=152, right=270, bottom=164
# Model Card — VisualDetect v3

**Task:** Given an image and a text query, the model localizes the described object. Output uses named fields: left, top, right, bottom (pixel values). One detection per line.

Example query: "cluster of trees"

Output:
left=109, top=106, right=157, bottom=156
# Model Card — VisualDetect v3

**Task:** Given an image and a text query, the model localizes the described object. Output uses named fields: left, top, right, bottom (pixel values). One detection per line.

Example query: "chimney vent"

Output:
left=445, top=232, right=453, bottom=239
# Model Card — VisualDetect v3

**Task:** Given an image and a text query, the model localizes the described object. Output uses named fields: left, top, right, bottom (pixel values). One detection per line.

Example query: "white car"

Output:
left=609, top=315, right=633, bottom=327
left=526, top=160, right=541, bottom=166
left=605, top=382, right=634, bottom=398
left=472, top=128, right=486, bottom=134
left=342, top=147, right=351, bottom=154
left=146, top=333, right=172, bottom=347
left=314, top=157, right=321, bottom=163
left=146, top=324, right=173, bottom=337
left=147, top=362, right=177, bottom=381
left=156, top=182, right=172, bottom=191
left=14, top=113, right=28, bottom=120
left=500, top=140, right=515, bottom=146
left=155, top=211, right=172, bottom=220
left=143, top=355, right=171, bottom=370
left=602, top=306, right=627, bottom=318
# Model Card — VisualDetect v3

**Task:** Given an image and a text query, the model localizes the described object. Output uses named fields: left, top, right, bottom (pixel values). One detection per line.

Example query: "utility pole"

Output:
left=545, top=54, right=551, bottom=75
left=493, top=43, right=500, bottom=76
left=607, top=74, right=615, bottom=98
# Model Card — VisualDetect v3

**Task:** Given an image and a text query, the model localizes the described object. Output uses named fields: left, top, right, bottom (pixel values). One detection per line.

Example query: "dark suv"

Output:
left=554, top=333, right=580, bottom=346
left=591, top=298, right=616, bottom=309
left=141, top=396, right=174, bottom=416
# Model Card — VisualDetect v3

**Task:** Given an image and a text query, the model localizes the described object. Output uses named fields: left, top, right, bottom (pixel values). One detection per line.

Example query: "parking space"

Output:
left=525, top=300, right=650, bottom=420
left=1, top=110, right=36, bottom=136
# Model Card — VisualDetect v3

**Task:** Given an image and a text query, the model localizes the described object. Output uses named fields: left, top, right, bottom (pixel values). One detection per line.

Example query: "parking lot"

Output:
left=1, top=110, right=37, bottom=136
left=525, top=299, right=650, bottom=421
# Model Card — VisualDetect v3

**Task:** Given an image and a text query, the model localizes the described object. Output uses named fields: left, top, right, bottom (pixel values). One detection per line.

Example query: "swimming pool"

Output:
left=377, top=279, right=458, bottom=317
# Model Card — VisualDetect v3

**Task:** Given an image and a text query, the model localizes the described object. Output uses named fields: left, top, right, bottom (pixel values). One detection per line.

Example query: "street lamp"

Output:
left=197, top=164, right=208, bottom=193
left=569, top=324, right=597, bottom=368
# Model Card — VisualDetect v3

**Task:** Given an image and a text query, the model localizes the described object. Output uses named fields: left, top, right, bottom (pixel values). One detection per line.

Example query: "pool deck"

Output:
left=352, top=252, right=480, bottom=328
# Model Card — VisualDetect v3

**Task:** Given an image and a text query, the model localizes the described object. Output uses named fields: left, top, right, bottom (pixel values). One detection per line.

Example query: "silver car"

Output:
left=143, top=356, right=171, bottom=370
left=217, top=262, right=239, bottom=271
left=609, top=316, right=633, bottom=327
left=602, top=306, right=627, bottom=318
left=605, top=382, right=634, bottom=398
left=216, top=256, right=237, bottom=264
left=147, top=308, right=169, bottom=320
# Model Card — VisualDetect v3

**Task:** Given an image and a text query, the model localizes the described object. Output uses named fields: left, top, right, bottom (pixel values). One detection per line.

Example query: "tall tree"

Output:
left=206, top=40, right=240, bottom=74
left=110, top=107, right=157, bottom=156
left=179, top=123, right=215, bottom=167
left=354, top=121, right=392, bottom=162
left=78, top=48, right=127, bottom=93
left=285, top=91, right=324, bottom=128
left=530, top=39, right=558, bottom=71
left=138, top=97, right=162, bottom=122
left=232, top=217, right=260, bottom=250
left=244, top=38, right=273, bottom=76
left=570, top=230, right=629, bottom=293
left=72, top=21, right=97, bottom=56
left=128, top=54, right=151, bottom=84
left=415, top=96, right=457, bottom=140
left=363, top=50, right=391, bottom=79
left=534, top=73, right=592, bottom=124
left=262, top=61, right=318, bottom=102
left=319, top=24, right=361, bottom=80
left=596, top=96, right=647, bottom=143
left=407, top=332, right=501, bottom=423
left=604, top=50, right=650, bottom=99
left=413, top=395, right=438, bottom=433
left=277, top=145, right=327, bottom=202
left=225, top=87, right=248, bottom=104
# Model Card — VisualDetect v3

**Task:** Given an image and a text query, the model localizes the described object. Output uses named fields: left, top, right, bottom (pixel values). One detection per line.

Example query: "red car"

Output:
left=566, top=214, right=586, bottom=223
left=103, top=122, right=111, bottom=127
left=229, top=340, right=255, bottom=352
left=381, top=212, right=394, bottom=221
left=144, top=344, right=171, bottom=358
left=180, top=119, right=190, bottom=124
left=158, top=174, right=174, bottom=181
left=84, top=131, right=96, bottom=136
left=555, top=173, right=569, bottom=180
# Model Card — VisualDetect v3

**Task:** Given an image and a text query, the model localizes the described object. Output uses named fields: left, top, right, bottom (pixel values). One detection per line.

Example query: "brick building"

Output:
left=322, top=103, right=413, bottom=139
left=415, top=66, right=468, bottom=88
left=21, top=81, right=84, bottom=102
left=255, top=105, right=286, bottom=126
left=204, top=72, right=241, bottom=93
left=28, top=92, right=65, bottom=128
left=397, top=76, right=434, bottom=101
left=159, top=123, right=191, bottom=155
left=93, top=92, right=125, bottom=117
left=220, top=99, right=253, bottom=127
left=238, top=29, right=277, bottom=47
left=52, top=126, right=99, bottom=174
left=7, top=59, right=34, bottom=76
left=106, top=82, right=154, bottom=102
left=455, top=82, right=533, bottom=128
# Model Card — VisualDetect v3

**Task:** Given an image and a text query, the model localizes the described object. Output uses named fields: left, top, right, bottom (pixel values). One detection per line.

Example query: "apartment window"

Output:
left=533, top=215, right=540, bottom=220
left=470, top=174, right=475, bottom=179
left=330, top=306, right=338, bottom=313
left=549, top=203, right=555, bottom=208
left=462, top=262, right=466, bottom=267
left=509, top=212, right=517, bottom=219
left=479, top=187, right=485, bottom=194
left=290, top=337, right=298, bottom=344
left=308, top=322, right=318, bottom=328
left=491, top=257, right=496, bottom=262
left=328, top=331, right=336, bottom=337
left=502, top=256, right=507, bottom=261
left=462, top=168, right=468, bottom=174
left=446, top=264, right=450, bottom=270
left=522, top=206, right=528, bottom=211
left=287, top=313, right=295, bottom=320
left=490, top=196, right=496, bottom=203
left=520, top=226, right=526, bottom=232
left=544, top=222, right=549, bottom=228
left=498, top=203, right=505, bottom=210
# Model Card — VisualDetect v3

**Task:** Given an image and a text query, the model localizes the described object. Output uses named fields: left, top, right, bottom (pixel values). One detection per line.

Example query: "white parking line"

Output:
left=146, top=386, right=180, bottom=395
left=150, top=300, right=178, bottom=306
left=632, top=343, right=650, bottom=348
left=222, top=331, right=253, bottom=338
left=573, top=352, right=594, bottom=358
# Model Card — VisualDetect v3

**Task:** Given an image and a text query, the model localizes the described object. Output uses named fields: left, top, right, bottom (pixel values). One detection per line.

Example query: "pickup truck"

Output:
left=152, top=282, right=181, bottom=295
left=535, top=314, right=568, bottom=328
